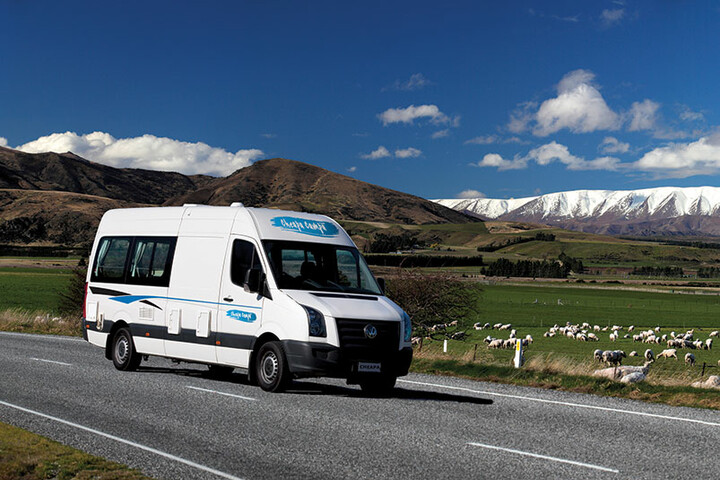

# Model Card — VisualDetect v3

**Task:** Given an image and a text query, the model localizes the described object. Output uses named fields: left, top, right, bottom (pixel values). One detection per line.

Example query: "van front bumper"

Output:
left=282, top=340, right=413, bottom=379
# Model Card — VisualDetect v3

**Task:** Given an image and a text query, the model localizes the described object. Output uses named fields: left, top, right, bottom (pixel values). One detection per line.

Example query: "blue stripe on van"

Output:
left=108, top=295, right=262, bottom=310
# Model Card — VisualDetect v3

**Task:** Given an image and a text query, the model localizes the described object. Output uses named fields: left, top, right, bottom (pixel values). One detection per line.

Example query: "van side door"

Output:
left=216, top=237, right=265, bottom=368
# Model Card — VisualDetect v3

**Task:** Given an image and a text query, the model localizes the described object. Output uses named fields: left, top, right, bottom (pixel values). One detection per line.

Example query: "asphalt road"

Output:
left=1, top=332, right=719, bottom=480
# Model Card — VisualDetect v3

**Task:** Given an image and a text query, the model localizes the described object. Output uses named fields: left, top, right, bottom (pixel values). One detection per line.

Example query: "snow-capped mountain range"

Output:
left=433, top=187, right=720, bottom=236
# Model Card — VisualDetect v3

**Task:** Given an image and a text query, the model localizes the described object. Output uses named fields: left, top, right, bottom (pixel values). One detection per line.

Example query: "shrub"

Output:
left=57, top=267, right=87, bottom=316
left=384, top=270, right=481, bottom=335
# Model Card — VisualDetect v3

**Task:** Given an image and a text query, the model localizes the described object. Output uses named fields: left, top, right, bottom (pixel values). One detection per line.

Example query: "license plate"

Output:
left=358, top=362, right=381, bottom=373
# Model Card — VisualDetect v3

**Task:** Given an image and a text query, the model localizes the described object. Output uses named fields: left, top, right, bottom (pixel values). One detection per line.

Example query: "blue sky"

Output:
left=2, top=1, right=720, bottom=200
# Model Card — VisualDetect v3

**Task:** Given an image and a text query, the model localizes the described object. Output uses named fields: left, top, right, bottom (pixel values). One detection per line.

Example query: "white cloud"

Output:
left=394, top=147, right=422, bottom=159
left=383, top=73, right=432, bottom=91
left=15, top=131, right=263, bottom=176
left=627, top=99, right=660, bottom=131
left=533, top=70, right=621, bottom=136
left=601, top=8, right=625, bottom=26
left=0, top=137, right=7, bottom=147
left=635, top=133, right=720, bottom=176
left=473, top=153, right=527, bottom=170
left=679, top=106, right=704, bottom=122
left=474, top=141, right=620, bottom=171
left=360, top=146, right=391, bottom=160
left=457, top=189, right=486, bottom=199
left=465, top=135, right=498, bottom=145
left=260, top=133, right=277, bottom=139
left=378, top=104, right=451, bottom=125
left=507, top=102, right=537, bottom=134
left=431, top=129, right=449, bottom=139
left=347, top=166, right=357, bottom=173
left=599, top=136, right=630, bottom=154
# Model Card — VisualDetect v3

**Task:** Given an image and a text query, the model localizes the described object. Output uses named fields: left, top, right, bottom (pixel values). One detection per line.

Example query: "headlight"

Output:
left=402, top=311, right=412, bottom=342
left=302, top=305, right=327, bottom=338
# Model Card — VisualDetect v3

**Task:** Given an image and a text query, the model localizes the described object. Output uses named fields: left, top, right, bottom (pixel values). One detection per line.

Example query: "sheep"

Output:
left=628, top=325, right=635, bottom=332
left=710, top=331, right=719, bottom=338
left=525, top=334, right=534, bottom=344
left=499, top=323, right=512, bottom=331
left=493, top=323, right=503, bottom=329
left=473, top=322, right=484, bottom=330
left=502, top=339, right=516, bottom=349
left=594, top=325, right=601, bottom=332
left=593, top=349, right=603, bottom=362
left=576, top=334, right=588, bottom=342
left=657, top=349, right=678, bottom=360
left=602, top=350, right=625, bottom=366
left=450, top=331, right=466, bottom=340
left=629, top=351, right=638, bottom=357
left=685, top=352, right=696, bottom=366
left=587, top=333, right=599, bottom=342
left=644, top=349, right=655, bottom=363
left=411, top=336, right=422, bottom=346
left=609, top=332, right=618, bottom=342
left=655, top=326, right=661, bottom=333
left=487, top=339, right=503, bottom=349
left=706, top=338, right=713, bottom=350
left=447, top=320, right=459, bottom=327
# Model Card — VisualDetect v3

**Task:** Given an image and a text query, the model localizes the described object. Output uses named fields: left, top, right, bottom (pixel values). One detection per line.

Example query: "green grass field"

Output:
left=414, top=283, right=720, bottom=388
left=0, top=268, right=71, bottom=312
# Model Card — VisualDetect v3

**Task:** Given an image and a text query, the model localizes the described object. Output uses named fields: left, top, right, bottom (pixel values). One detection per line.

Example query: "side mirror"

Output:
left=244, top=269, right=264, bottom=294
left=376, top=277, right=386, bottom=294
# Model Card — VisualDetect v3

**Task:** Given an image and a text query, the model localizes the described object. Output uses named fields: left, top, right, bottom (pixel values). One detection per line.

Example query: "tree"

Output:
left=384, top=270, right=481, bottom=338
left=57, top=267, right=87, bottom=316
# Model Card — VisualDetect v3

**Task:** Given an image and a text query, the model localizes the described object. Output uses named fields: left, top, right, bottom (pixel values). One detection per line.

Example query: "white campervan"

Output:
left=83, top=204, right=413, bottom=393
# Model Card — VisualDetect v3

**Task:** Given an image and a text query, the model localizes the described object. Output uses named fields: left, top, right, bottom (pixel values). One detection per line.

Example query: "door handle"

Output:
left=223, top=296, right=234, bottom=303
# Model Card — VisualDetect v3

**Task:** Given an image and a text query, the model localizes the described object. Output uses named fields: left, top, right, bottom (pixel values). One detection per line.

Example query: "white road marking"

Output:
left=0, top=331, right=83, bottom=341
left=468, top=442, right=619, bottom=473
left=30, top=357, right=72, bottom=366
left=0, top=399, right=245, bottom=480
left=186, top=386, right=256, bottom=401
left=398, top=379, right=720, bottom=428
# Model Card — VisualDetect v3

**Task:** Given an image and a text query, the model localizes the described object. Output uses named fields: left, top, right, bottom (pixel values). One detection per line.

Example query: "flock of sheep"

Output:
left=541, top=322, right=720, bottom=374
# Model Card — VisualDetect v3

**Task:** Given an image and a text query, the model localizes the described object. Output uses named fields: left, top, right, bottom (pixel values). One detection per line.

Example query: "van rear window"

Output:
left=91, top=236, right=176, bottom=286
left=92, top=237, right=131, bottom=282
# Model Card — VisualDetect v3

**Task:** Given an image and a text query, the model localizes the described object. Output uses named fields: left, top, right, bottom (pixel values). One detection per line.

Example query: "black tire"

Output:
left=207, top=364, right=234, bottom=379
left=255, top=341, right=291, bottom=392
left=359, top=375, right=396, bottom=397
left=111, top=328, right=142, bottom=371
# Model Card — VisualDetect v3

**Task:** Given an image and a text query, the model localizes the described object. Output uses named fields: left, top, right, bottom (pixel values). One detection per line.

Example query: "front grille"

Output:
left=335, top=318, right=400, bottom=361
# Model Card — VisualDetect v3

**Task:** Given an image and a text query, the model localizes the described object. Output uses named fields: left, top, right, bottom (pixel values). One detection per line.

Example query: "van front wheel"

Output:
left=256, top=341, right=290, bottom=392
left=112, top=328, right=141, bottom=371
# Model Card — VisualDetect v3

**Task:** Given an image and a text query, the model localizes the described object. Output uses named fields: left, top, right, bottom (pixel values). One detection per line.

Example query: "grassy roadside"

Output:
left=410, top=356, right=720, bottom=410
left=0, top=421, right=151, bottom=480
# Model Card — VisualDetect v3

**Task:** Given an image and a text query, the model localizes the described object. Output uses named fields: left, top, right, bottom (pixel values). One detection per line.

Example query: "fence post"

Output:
left=443, top=339, right=448, bottom=353
left=702, top=362, right=706, bottom=377
left=473, top=343, right=478, bottom=362
left=514, top=339, right=523, bottom=368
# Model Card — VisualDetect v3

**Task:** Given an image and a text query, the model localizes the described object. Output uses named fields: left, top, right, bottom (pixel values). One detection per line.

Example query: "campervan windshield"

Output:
left=263, top=240, right=381, bottom=295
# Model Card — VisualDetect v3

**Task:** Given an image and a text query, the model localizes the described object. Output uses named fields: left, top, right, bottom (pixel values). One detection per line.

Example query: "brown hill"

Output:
left=0, top=189, right=148, bottom=247
left=166, top=158, right=475, bottom=225
left=0, top=146, right=209, bottom=204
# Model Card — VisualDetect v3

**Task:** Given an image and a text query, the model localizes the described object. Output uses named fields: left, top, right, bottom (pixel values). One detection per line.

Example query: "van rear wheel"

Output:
left=112, top=328, right=141, bottom=371
left=256, top=341, right=291, bottom=392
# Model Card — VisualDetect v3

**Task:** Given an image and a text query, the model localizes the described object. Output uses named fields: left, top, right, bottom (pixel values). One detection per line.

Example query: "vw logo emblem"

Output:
left=364, top=324, right=378, bottom=339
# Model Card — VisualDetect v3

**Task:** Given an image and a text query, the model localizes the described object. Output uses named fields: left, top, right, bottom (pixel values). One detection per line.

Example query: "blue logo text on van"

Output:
left=226, top=310, right=257, bottom=323
left=270, top=216, right=339, bottom=237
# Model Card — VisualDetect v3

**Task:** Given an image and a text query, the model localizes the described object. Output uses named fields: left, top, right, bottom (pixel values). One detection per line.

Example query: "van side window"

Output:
left=92, top=237, right=131, bottom=282
left=231, top=239, right=262, bottom=286
left=127, top=237, right=177, bottom=287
